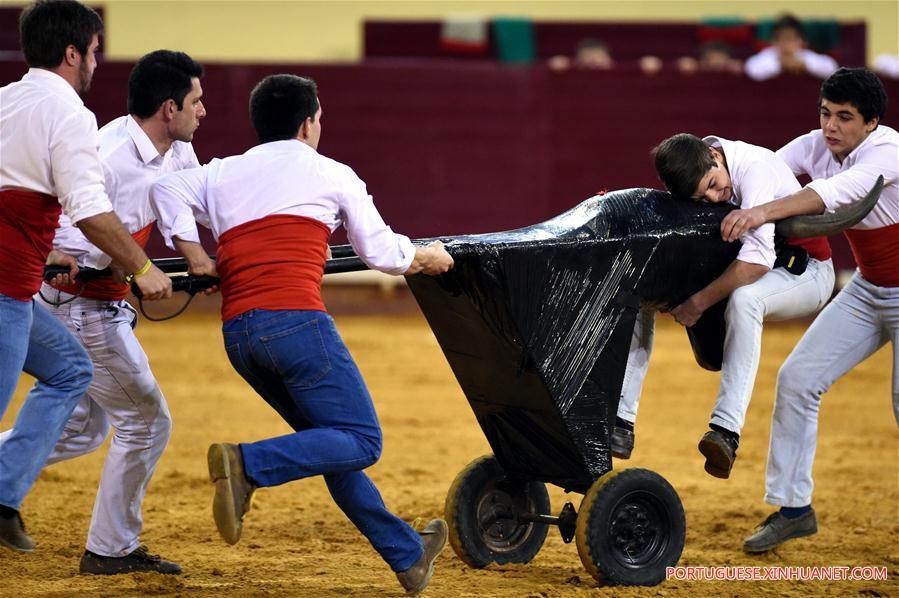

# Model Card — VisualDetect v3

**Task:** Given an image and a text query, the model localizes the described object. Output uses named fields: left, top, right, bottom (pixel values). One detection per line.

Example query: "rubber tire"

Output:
left=575, top=468, right=686, bottom=586
left=444, top=455, right=551, bottom=568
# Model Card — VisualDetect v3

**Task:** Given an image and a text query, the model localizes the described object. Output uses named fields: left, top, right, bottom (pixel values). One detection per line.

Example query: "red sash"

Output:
left=786, top=235, right=832, bottom=262
left=217, top=215, right=331, bottom=321
left=0, top=189, right=61, bottom=301
left=55, top=222, right=156, bottom=301
left=844, top=223, right=899, bottom=287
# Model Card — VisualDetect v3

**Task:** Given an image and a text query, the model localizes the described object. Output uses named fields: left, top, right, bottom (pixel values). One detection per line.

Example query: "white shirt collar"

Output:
left=246, top=138, right=316, bottom=155
left=125, top=115, right=164, bottom=164
left=23, top=68, right=83, bottom=106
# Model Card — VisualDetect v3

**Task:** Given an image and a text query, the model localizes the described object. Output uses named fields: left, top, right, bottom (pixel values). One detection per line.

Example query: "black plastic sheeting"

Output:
left=405, top=188, right=739, bottom=493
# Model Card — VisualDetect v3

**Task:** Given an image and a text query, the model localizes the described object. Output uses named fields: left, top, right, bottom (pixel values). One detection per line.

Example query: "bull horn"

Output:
left=775, top=175, right=884, bottom=238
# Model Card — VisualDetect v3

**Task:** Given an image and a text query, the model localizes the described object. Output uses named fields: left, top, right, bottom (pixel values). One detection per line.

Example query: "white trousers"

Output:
left=765, top=272, right=899, bottom=507
left=618, top=259, right=835, bottom=434
left=0, top=284, right=171, bottom=556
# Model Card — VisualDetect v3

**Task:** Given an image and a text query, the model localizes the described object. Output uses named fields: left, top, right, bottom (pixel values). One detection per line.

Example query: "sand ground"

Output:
left=0, top=290, right=896, bottom=597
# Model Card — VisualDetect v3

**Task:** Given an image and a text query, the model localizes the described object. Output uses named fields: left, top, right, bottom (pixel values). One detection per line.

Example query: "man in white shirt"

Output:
left=150, top=74, right=454, bottom=595
left=0, top=0, right=171, bottom=554
left=721, top=67, right=898, bottom=553
left=613, top=133, right=834, bottom=480
left=745, top=15, right=838, bottom=82
left=1, top=50, right=206, bottom=574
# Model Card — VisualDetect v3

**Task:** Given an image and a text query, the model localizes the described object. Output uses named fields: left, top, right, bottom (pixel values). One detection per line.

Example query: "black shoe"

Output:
left=79, top=545, right=182, bottom=575
left=610, top=426, right=634, bottom=459
left=208, top=443, right=257, bottom=545
left=396, top=519, right=448, bottom=595
left=698, top=427, right=739, bottom=479
left=0, top=507, right=35, bottom=553
left=743, top=509, right=817, bottom=553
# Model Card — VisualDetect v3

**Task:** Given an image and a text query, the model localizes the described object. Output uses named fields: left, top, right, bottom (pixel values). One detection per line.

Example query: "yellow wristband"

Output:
left=127, top=259, right=153, bottom=283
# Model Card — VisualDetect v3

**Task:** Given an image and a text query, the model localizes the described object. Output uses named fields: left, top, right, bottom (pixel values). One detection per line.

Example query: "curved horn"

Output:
left=775, top=175, right=884, bottom=238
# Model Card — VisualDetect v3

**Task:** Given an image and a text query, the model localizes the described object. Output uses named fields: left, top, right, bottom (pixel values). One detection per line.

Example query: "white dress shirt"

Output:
left=777, top=126, right=899, bottom=229
left=151, top=139, right=415, bottom=275
left=744, top=47, right=838, bottom=81
left=0, top=68, right=112, bottom=222
left=53, top=115, right=200, bottom=269
left=704, top=136, right=803, bottom=269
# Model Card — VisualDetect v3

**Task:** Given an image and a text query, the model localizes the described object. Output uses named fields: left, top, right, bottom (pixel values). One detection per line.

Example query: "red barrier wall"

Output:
left=2, top=59, right=895, bottom=269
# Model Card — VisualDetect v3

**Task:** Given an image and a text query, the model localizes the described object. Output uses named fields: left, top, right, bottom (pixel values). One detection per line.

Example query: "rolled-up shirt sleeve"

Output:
left=50, top=110, right=113, bottom=223
left=338, top=167, right=415, bottom=275
left=806, top=147, right=899, bottom=213
left=150, top=166, right=211, bottom=250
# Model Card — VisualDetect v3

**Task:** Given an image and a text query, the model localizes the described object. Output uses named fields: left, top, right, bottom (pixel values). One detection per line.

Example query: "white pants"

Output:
left=765, top=272, right=899, bottom=507
left=618, top=259, right=835, bottom=434
left=0, top=284, right=171, bottom=556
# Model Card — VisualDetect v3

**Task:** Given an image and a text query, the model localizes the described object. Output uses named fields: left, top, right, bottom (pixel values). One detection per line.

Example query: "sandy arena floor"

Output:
left=1, top=290, right=896, bottom=597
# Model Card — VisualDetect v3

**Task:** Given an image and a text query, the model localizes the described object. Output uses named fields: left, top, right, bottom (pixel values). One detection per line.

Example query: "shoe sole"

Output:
left=0, top=535, right=34, bottom=554
left=698, top=438, right=732, bottom=479
left=743, top=524, right=818, bottom=553
left=208, top=443, right=242, bottom=545
left=407, top=521, right=449, bottom=596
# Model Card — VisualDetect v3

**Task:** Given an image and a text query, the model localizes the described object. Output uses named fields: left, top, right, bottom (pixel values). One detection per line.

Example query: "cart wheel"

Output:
left=575, top=468, right=685, bottom=586
left=444, top=455, right=550, bottom=568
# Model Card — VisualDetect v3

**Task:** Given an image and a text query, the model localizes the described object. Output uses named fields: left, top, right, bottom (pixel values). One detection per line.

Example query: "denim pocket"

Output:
left=259, top=318, right=331, bottom=387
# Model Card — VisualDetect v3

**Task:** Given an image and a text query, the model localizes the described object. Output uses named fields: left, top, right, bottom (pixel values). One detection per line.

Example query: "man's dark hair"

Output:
left=652, top=133, right=716, bottom=199
left=249, top=74, right=319, bottom=144
left=128, top=50, right=204, bottom=118
left=772, top=14, right=805, bottom=41
left=19, top=0, right=103, bottom=68
left=819, top=67, right=888, bottom=125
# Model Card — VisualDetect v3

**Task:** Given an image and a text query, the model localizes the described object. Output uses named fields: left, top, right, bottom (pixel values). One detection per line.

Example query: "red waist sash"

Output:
left=786, top=235, right=832, bottom=262
left=217, top=214, right=331, bottom=321
left=844, top=223, right=899, bottom=287
left=0, top=189, right=61, bottom=301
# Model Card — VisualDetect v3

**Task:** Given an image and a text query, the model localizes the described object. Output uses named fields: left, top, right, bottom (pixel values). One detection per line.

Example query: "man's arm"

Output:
left=721, top=187, right=826, bottom=242
left=76, top=212, right=172, bottom=299
left=670, top=260, right=770, bottom=327
left=173, top=238, right=219, bottom=295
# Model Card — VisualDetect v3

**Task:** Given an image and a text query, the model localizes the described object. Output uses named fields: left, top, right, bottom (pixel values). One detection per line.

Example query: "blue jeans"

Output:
left=0, top=295, right=93, bottom=509
left=222, top=309, right=423, bottom=572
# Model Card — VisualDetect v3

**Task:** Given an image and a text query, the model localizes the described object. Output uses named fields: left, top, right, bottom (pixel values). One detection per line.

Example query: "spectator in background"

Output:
left=745, top=15, right=838, bottom=81
left=873, top=54, right=899, bottom=80
left=548, top=38, right=665, bottom=77
left=677, top=41, right=744, bottom=75
left=548, top=38, right=613, bottom=71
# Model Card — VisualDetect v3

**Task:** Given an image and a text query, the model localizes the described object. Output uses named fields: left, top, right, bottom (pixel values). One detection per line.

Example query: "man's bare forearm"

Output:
left=76, top=211, right=149, bottom=273
left=174, top=238, right=212, bottom=269
left=762, top=187, right=826, bottom=222
left=693, top=260, right=770, bottom=312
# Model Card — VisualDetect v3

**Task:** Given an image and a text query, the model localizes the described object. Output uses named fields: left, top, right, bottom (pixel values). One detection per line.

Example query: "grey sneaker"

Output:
left=207, top=443, right=257, bottom=545
left=698, top=429, right=739, bottom=479
left=743, top=509, right=817, bottom=553
left=396, top=518, right=448, bottom=595
left=610, top=426, right=634, bottom=459
left=79, top=545, right=181, bottom=575
left=0, top=509, right=34, bottom=553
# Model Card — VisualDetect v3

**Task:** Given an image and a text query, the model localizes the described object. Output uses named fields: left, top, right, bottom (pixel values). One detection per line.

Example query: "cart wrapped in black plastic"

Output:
left=398, top=182, right=879, bottom=587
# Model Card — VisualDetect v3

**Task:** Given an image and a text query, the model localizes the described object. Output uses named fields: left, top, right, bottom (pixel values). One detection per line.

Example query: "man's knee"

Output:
left=355, top=428, right=382, bottom=467
left=726, top=286, right=763, bottom=322
left=68, top=351, right=94, bottom=395
left=775, top=356, right=822, bottom=405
